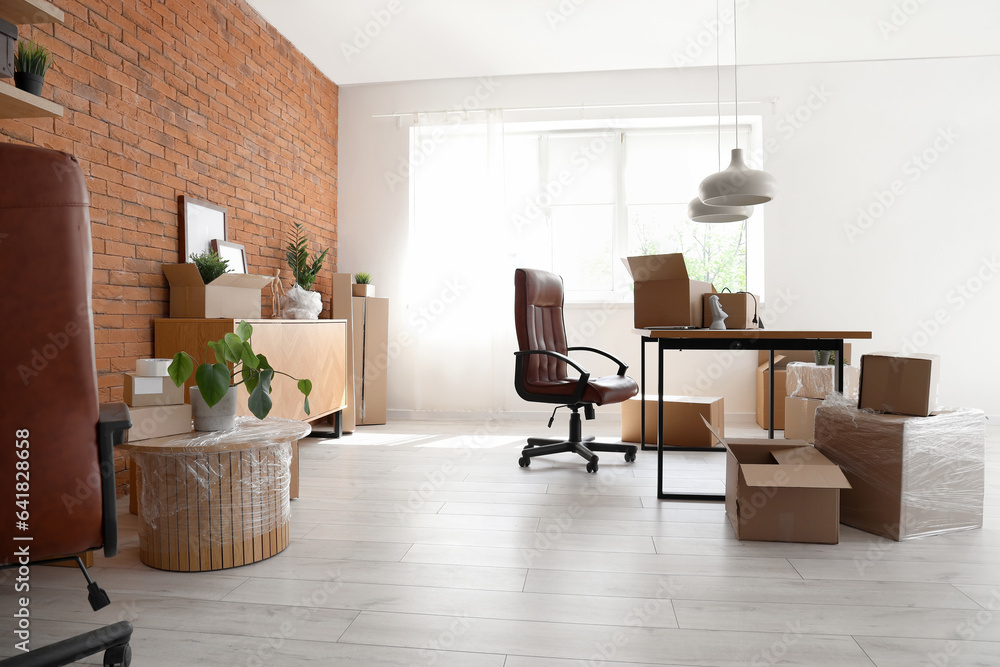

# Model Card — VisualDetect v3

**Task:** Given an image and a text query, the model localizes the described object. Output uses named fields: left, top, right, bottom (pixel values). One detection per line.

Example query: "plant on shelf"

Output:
left=285, top=223, right=329, bottom=291
left=13, top=39, right=55, bottom=96
left=189, top=249, right=230, bottom=283
left=168, top=320, right=312, bottom=428
left=352, top=271, right=374, bottom=297
left=354, top=271, right=372, bottom=285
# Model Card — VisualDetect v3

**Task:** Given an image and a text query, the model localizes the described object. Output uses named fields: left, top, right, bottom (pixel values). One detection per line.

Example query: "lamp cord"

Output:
left=716, top=0, right=721, bottom=170
left=733, top=0, right=739, bottom=150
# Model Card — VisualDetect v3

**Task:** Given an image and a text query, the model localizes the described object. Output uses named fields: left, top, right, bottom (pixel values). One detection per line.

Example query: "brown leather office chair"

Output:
left=514, top=268, right=638, bottom=472
left=0, top=144, right=134, bottom=666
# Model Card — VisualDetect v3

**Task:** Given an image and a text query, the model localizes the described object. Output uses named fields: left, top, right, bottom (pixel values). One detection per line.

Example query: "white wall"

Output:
left=338, top=55, right=1000, bottom=419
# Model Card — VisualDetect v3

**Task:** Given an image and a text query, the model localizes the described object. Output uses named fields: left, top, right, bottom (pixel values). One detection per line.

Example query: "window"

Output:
left=506, top=121, right=758, bottom=301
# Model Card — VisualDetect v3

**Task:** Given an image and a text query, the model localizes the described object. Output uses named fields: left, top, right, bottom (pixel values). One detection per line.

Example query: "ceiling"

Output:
left=245, top=0, right=1000, bottom=86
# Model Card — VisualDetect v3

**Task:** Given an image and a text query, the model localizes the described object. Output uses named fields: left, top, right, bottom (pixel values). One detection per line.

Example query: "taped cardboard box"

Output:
left=702, top=416, right=851, bottom=544
left=814, top=395, right=984, bottom=540
left=162, top=263, right=272, bottom=319
left=784, top=396, right=823, bottom=443
left=786, top=362, right=860, bottom=400
left=624, top=253, right=714, bottom=328
left=621, top=395, right=723, bottom=448
left=124, top=372, right=185, bottom=407
left=125, top=404, right=192, bottom=442
left=858, top=353, right=940, bottom=417
left=701, top=292, right=759, bottom=329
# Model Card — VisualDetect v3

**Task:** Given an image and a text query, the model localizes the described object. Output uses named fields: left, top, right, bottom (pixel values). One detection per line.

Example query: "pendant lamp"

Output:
left=698, top=0, right=776, bottom=207
left=689, top=0, right=752, bottom=223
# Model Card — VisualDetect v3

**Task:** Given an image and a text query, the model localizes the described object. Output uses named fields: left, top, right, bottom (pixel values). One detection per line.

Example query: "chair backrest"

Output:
left=514, top=268, right=569, bottom=383
left=0, top=145, right=103, bottom=563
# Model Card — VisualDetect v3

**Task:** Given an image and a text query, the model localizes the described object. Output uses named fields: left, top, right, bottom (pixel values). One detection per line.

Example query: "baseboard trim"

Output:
left=385, top=408, right=759, bottom=424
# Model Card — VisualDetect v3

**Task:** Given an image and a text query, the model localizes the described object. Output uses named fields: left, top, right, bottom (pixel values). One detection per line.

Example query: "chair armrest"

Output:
left=97, top=403, right=131, bottom=558
left=567, top=346, right=628, bottom=376
left=514, top=350, right=590, bottom=405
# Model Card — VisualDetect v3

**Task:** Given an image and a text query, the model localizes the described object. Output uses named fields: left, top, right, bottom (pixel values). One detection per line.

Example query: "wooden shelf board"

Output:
left=0, top=80, right=62, bottom=118
left=0, top=0, right=64, bottom=25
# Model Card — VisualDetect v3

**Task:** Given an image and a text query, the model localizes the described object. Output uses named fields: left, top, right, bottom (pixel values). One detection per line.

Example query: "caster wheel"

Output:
left=586, top=458, right=598, bottom=473
left=519, top=456, right=530, bottom=468
left=104, top=644, right=131, bottom=667
left=625, top=447, right=637, bottom=463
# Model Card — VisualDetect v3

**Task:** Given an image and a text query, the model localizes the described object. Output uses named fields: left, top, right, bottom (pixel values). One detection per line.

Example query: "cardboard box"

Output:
left=858, top=353, right=940, bottom=417
left=624, top=253, right=714, bottom=328
left=162, top=263, right=272, bottom=319
left=123, top=372, right=185, bottom=407
left=702, top=417, right=851, bottom=544
left=701, top=292, right=759, bottom=329
left=786, top=362, right=860, bottom=400
left=125, top=404, right=192, bottom=442
left=814, top=400, right=984, bottom=540
left=755, top=356, right=790, bottom=430
left=0, top=18, right=15, bottom=79
left=621, top=395, right=723, bottom=448
left=784, top=396, right=823, bottom=443
left=353, top=296, right=388, bottom=425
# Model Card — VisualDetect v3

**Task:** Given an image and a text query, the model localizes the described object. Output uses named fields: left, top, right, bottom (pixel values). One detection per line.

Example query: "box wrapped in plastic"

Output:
left=127, top=418, right=308, bottom=571
left=786, top=362, right=860, bottom=400
left=814, top=394, right=984, bottom=541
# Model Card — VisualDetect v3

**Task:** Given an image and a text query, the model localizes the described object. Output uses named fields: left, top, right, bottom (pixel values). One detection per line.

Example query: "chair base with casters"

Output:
left=518, top=404, right=637, bottom=473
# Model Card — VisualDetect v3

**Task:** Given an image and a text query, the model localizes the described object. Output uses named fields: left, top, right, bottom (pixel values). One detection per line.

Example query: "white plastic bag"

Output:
left=280, top=284, right=322, bottom=319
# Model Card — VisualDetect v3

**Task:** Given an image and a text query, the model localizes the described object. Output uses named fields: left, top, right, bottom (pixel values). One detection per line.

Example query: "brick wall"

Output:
left=1, top=0, right=339, bottom=402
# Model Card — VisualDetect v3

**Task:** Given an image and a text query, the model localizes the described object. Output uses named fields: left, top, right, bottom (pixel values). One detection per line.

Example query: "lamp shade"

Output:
left=687, top=196, right=752, bottom=223
left=699, top=148, right=777, bottom=206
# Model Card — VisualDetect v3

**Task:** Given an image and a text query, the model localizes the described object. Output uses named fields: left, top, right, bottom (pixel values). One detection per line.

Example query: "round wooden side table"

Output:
left=122, top=418, right=311, bottom=572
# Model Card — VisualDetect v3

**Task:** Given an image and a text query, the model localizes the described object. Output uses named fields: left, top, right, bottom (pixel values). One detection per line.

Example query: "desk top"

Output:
left=121, top=417, right=311, bottom=454
left=636, top=329, right=872, bottom=340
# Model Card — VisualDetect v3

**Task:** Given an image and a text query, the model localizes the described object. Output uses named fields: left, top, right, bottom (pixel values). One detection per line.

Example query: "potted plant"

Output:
left=190, top=249, right=230, bottom=283
left=167, top=320, right=312, bottom=431
left=13, top=39, right=54, bottom=96
left=281, top=223, right=329, bottom=319
left=352, top=271, right=373, bottom=297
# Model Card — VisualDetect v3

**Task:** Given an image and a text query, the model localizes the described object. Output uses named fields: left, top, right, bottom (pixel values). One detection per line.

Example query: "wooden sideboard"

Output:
left=154, top=319, right=348, bottom=424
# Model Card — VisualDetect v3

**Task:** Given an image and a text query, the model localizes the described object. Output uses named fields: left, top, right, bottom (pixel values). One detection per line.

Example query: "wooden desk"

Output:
left=637, top=329, right=873, bottom=501
left=121, top=418, right=310, bottom=572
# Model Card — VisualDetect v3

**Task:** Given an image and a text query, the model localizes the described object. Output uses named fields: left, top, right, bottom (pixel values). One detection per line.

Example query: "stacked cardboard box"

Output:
left=784, top=362, right=860, bottom=443
left=621, top=395, right=724, bottom=449
left=814, top=395, right=984, bottom=540
left=858, top=353, right=940, bottom=416
left=124, top=359, right=192, bottom=442
left=755, top=345, right=852, bottom=431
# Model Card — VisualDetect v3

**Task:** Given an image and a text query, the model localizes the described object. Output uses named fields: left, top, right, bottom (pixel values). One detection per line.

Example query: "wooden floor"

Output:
left=3, top=416, right=999, bottom=666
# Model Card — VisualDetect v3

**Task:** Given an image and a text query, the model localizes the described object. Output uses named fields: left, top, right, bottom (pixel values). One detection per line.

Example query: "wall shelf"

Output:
left=0, top=80, right=61, bottom=118
left=0, top=0, right=64, bottom=25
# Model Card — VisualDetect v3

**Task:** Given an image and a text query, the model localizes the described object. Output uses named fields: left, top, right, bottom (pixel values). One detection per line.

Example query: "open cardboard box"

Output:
left=701, top=416, right=851, bottom=544
left=162, top=263, right=273, bottom=319
left=624, top=253, right=714, bottom=328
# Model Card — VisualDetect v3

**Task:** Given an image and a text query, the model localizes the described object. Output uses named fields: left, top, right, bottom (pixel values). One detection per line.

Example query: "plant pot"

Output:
left=280, top=283, right=322, bottom=319
left=14, top=72, right=44, bottom=96
left=190, top=386, right=237, bottom=431
left=352, top=283, right=373, bottom=297
left=814, top=350, right=834, bottom=366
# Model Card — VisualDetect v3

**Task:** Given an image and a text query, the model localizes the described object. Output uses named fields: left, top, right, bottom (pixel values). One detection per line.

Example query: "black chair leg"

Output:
left=519, top=407, right=636, bottom=472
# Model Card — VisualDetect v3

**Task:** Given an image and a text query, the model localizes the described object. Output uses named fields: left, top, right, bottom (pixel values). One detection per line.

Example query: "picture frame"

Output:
left=211, top=239, right=247, bottom=274
left=179, top=195, right=227, bottom=263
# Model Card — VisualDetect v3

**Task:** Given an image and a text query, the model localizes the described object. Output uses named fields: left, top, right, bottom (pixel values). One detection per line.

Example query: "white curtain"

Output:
left=406, top=110, right=517, bottom=413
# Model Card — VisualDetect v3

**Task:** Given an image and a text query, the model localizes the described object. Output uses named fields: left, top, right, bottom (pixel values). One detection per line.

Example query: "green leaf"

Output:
left=236, top=320, right=253, bottom=342
left=248, top=369, right=274, bottom=419
left=242, top=366, right=259, bottom=396
left=256, top=354, right=273, bottom=371
left=195, top=363, right=231, bottom=407
left=207, top=339, right=228, bottom=363
left=303, top=395, right=311, bottom=416
left=297, top=378, right=312, bottom=397
left=223, top=333, right=245, bottom=363
left=167, top=352, right=194, bottom=387
left=241, top=343, right=259, bottom=370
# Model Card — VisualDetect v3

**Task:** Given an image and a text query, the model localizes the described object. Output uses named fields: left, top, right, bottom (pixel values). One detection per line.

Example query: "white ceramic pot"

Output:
left=190, top=386, right=237, bottom=431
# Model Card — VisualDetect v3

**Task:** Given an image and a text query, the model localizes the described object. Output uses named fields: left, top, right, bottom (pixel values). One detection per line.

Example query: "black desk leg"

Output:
left=640, top=337, right=647, bottom=451
left=836, top=340, right=845, bottom=393
left=657, top=338, right=664, bottom=500
left=768, top=349, right=775, bottom=438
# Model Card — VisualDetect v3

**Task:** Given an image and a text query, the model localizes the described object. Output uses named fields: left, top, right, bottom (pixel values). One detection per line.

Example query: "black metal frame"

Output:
left=640, top=335, right=847, bottom=501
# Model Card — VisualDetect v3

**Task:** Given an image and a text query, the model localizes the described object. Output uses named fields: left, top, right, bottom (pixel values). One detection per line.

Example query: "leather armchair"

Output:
left=0, top=144, right=133, bottom=666
left=514, top=268, right=638, bottom=472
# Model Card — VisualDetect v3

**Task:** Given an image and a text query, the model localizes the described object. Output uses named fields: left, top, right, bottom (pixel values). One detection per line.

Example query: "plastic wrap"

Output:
left=814, top=394, right=985, bottom=541
left=786, top=362, right=860, bottom=400
left=280, top=284, right=322, bottom=319
left=127, top=418, right=310, bottom=570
